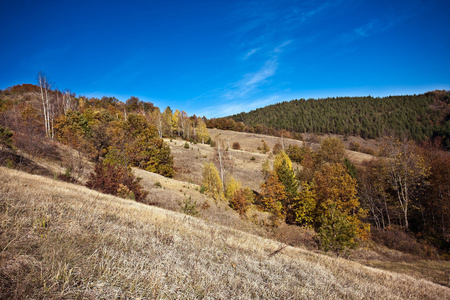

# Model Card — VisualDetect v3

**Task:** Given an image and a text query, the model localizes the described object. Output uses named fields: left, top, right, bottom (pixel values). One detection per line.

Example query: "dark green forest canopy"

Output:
left=227, top=91, right=450, bottom=148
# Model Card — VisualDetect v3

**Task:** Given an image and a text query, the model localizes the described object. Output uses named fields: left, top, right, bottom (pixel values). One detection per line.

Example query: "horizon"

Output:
left=1, top=0, right=449, bottom=118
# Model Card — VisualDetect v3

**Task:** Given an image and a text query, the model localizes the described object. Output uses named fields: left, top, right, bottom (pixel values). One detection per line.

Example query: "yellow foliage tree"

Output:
left=172, top=109, right=180, bottom=135
left=202, top=162, right=223, bottom=200
left=225, top=176, right=241, bottom=201
left=294, top=181, right=316, bottom=225
left=196, top=119, right=209, bottom=144
left=274, top=150, right=293, bottom=172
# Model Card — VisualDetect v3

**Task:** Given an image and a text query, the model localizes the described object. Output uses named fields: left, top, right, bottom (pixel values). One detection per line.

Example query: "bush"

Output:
left=272, top=142, right=283, bottom=155
left=0, top=125, right=13, bottom=148
left=184, top=142, right=189, bottom=149
left=179, top=196, right=199, bottom=216
left=259, top=140, right=270, bottom=154
left=371, top=227, right=431, bottom=256
left=229, top=188, right=253, bottom=216
left=86, top=161, right=148, bottom=202
left=286, top=144, right=313, bottom=164
left=361, top=146, right=377, bottom=156
left=349, top=141, right=361, bottom=152
left=232, top=142, right=241, bottom=150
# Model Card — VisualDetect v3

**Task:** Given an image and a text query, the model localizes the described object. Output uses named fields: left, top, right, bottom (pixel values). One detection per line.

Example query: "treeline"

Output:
left=208, top=91, right=450, bottom=149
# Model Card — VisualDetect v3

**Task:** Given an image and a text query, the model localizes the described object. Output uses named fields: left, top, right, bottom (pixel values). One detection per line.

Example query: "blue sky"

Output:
left=1, top=0, right=449, bottom=118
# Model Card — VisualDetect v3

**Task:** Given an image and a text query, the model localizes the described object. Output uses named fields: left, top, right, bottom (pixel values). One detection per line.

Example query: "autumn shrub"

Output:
left=57, top=167, right=78, bottom=184
left=258, top=140, right=270, bottom=154
left=229, top=188, right=253, bottom=216
left=207, top=137, right=216, bottom=147
left=361, top=146, right=376, bottom=156
left=232, top=142, right=241, bottom=150
left=86, top=161, right=148, bottom=202
left=272, top=223, right=318, bottom=249
left=117, top=184, right=135, bottom=200
left=272, top=142, right=282, bottom=155
left=371, top=227, right=429, bottom=256
left=286, top=144, right=303, bottom=163
left=349, top=141, right=361, bottom=152
left=313, top=163, right=369, bottom=252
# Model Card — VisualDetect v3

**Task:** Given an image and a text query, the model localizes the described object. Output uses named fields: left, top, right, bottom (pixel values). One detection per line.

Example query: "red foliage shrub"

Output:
left=232, top=142, right=241, bottom=150
left=229, top=188, right=252, bottom=216
left=86, top=161, right=148, bottom=202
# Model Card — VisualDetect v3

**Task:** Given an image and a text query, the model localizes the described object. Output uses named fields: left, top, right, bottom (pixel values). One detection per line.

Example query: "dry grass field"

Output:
left=1, top=166, right=449, bottom=299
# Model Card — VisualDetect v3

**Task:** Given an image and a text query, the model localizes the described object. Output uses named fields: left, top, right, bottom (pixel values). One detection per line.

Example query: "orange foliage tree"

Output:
left=260, top=172, right=285, bottom=223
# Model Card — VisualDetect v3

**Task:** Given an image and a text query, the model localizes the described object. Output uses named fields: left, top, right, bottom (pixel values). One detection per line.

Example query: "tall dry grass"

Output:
left=1, top=167, right=449, bottom=299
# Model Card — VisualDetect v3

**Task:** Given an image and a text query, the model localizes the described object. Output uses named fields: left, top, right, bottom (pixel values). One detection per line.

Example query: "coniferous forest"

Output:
left=217, top=92, right=450, bottom=149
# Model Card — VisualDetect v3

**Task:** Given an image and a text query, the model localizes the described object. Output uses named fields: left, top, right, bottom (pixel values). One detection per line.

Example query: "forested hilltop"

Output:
left=223, top=91, right=450, bottom=148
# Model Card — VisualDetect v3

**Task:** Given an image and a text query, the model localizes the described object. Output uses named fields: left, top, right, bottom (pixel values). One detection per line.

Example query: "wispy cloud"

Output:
left=286, top=1, right=334, bottom=25
left=273, top=40, right=292, bottom=53
left=242, top=59, right=278, bottom=87
left=194, top=1, right=339, bottom=117
left=340, top=14, right=409, bottom=43
left=340, top=19, right=385, bottom=42
left=243, top=48, right=260, bottom=60
left=225, top=39, right=291, bottom=100
left=197, top=95, right=283, bottom=118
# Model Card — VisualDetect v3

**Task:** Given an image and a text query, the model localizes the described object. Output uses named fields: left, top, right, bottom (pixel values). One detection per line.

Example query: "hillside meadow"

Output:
left=1, top=167, right=449, bottom=299
left=169, top=128, right=374, bottom=191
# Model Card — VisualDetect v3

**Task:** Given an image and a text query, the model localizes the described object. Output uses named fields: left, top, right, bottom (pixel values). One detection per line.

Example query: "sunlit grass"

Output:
left=1, top=167, right=449, bottom=299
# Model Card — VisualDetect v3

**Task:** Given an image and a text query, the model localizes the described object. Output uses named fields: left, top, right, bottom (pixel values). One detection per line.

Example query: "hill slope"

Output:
left=1, top=167, right=449, bottom=299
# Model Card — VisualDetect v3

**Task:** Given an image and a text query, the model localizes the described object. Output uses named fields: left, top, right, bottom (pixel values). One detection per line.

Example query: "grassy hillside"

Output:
left=169, top=128, right=374, bottom=191
left=1, top=166, right=449, bottom=299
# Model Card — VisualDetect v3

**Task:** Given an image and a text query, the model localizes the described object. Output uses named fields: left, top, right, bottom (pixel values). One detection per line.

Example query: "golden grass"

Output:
left=1, top=167, right=449, bottom=299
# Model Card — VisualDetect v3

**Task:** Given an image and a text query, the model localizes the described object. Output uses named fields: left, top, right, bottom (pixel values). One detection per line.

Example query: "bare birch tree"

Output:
left=214, top=136, right=233, bottom=185
left=151, top=108, right=164, bottom=138
left=379, top=138, right=429, bottom=230
left=37, top=71, right=53, bottom=138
